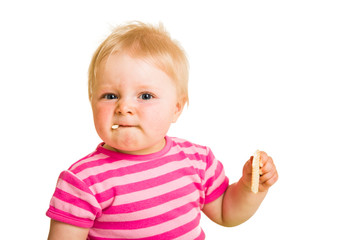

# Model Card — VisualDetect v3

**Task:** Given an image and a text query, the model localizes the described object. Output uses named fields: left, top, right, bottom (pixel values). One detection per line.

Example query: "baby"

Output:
left=46, top=22, right=278, bottom=239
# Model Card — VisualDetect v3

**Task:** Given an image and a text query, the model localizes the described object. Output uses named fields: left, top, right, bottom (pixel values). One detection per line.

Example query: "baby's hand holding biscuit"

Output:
left=246, top=150, right=278, bottom=193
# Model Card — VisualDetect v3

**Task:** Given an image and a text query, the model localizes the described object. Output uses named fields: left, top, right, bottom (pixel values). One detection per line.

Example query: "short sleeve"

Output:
left=203, top=148, right=229, bottom=204
left=46, top=171, right=102, bottom=228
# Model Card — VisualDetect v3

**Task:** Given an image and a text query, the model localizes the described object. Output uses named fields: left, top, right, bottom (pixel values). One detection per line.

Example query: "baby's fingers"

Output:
left=259, top=157, right=278, bottom=189
left=243, top=156, right=253, bottom=175
left=259, top=151, right=271, bottom=168
left=260, top=156, right=274, bottom=175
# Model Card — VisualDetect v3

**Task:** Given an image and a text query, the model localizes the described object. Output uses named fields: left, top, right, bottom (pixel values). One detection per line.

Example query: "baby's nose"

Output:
left=116, top=98, right=134, bottom=115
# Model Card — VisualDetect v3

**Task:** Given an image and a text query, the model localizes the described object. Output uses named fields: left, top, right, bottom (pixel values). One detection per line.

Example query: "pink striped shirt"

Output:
left=46, top=136, right=229, bottom=239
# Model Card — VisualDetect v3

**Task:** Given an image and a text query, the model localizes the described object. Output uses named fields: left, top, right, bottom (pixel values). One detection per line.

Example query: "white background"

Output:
left=1, top=0, right=359, bottom=239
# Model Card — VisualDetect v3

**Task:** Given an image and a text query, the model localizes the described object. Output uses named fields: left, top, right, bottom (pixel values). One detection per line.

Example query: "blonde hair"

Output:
left=88, top=21, right=189, bottom=105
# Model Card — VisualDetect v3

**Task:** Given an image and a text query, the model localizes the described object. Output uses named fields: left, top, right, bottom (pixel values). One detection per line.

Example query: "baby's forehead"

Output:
left=102, top=52, right=174, bottom=76
left=95, top=54, right=176, bottom=86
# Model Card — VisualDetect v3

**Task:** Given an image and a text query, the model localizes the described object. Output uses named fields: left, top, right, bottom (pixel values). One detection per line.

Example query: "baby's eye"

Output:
left=103, top=93, right=118, bottom=100
left=139, top=93, right=154, bottom=100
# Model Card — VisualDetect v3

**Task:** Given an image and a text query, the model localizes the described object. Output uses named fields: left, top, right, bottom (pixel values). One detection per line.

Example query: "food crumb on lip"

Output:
left=111, top=124, right=119, bottom=129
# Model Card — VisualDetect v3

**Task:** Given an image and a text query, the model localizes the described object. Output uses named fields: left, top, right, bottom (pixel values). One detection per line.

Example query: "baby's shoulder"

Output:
left=67, top=145, right=109, bottom=173
left=170, top=136, right=207, bottom=148
left=169, top=136, right=210, bottom=157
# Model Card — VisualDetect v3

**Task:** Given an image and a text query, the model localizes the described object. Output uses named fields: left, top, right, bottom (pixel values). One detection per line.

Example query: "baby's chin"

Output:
left=103, top=141, right=164, bottom=155
left=103, top=143, right=141, bottom=154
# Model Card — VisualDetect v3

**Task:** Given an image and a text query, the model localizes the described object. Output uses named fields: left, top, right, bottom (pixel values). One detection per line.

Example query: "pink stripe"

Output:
left=83, top=153, right=188, bottom=187
left=160, top=137, right=208, bottom=158
left=53, top=188, right=101, bottom=215
left=95, top=167, right=199, bottom=203
left=89, top=209, right=201, bottom=240
left=103, top=182, right=201, bottom=214
left=195, top=231, right=206, bottom=240
left=99, top=190, right=200, bottom=222
left=56, top=182, right=100, bottom=214
left=183, top=153, right=207, bottom=163
left=76, top=159, right=138, bottom=180
left=204, top=177, right=229, bottom=204
left=93, top=201, right=197, bottom=229
left=70, top=153, right=110, bottom=173
left=109, top=174, right=201, bottom=206
left=174, top=140, right=207, bottom=151
left=142, top=212, right=202, bottom=239
left=204, top=160, right=222, bottom=187
left=89, top=159, right=201, bottom=196
left=46, top=206, right=93, bottom=228
left=204, top=160, right=227, bottom=194
left=205, top=148, right=215, bottom=171
left=173, top=227, right=205, bottom=240
left=59, top=171, right=94, bottom=195
left=49, top=196, right=96, bottom=221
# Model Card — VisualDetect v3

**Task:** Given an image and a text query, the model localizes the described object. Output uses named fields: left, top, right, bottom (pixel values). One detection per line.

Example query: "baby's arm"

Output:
left=202, top=151, right=278, bottom=227
left=48, top=220, right=89, bottom=240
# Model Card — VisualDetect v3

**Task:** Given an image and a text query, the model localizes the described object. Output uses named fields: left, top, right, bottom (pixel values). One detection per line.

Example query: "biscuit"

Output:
left=251, top=150, right=261, bottom=193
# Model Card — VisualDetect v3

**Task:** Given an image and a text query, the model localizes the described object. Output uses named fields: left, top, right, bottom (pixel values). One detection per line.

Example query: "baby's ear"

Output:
left=172, top=98, right=185, bottom=123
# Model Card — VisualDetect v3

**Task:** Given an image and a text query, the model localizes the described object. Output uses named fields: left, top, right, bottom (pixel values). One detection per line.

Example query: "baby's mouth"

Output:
left=111, top=124, right=136, bottom=129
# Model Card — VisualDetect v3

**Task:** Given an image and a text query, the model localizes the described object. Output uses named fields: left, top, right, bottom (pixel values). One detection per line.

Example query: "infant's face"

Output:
left=91, top=53, right=182, bottom=155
